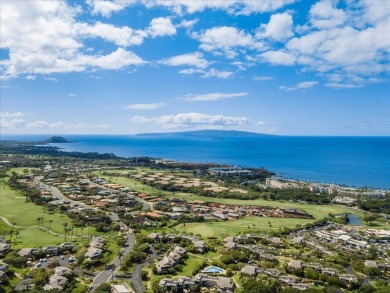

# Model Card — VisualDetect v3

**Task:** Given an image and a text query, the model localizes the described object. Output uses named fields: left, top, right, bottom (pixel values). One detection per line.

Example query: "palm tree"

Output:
left=48, top=220, right=53, bottom=231
left=80, top=225, right=85, bottom=245
left=62, top=223, right=68, bottom=241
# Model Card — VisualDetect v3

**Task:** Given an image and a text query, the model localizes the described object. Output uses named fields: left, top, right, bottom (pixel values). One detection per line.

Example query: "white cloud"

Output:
left=0, top=118, right=26, bottom=128
left=124, top=102, right=166, bottom=110
left=279, top=81, right=318, bottom=91
left=257, top=13, right=294, bottom=41
left=155, top=0, right=297, bottom=15
left=86, top=0, right=296, bottom=16
left=87, top=0, right=137, bottom=17
left=68, top=93, right=78, bottom=97
left=202, top=68, right=233, bottom=79
left=0, top=1, right=144, bottom=78
left=182, top=92, right=248, bottom=102
left=25, top=75, right=36, bottom=80
left=161, top=52, right=208, bottom=69
left=132, top=112, right=250, bottom=128
left=178, top=19, right=198, bottom=29
left=260, top=50, right=296, bottom=65
left=78, top=22, right=147, bottom=47
left=177, top=67, right=233, bottom=79
left=45, top=77, right=58, bottom=82
left=309, top=0, right=346, bottom=29
left=194, top=26, right=257, bottom=58
left=0, top=111, right=26, bottom=118
left=147, top=17, right=176, bottom=38
left=253, top=76, right=274, bottom=81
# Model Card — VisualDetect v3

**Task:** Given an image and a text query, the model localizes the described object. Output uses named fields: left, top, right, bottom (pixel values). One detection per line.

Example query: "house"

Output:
left=193, top=241, right=206, bottom=253
left=241, top=265, right=259, bottom=276
left=18, top=248, right=39, bottom=257
left=112, top=284, right=134, bottom=293
left=156, top=246, right=186, bottom=273
left=44, top=246, right=59, bottom=256
left=54, top=266, right=72, bottom=276
left=0, top=262, right=9, bottom=272
left=289, top=260, right=303, bottom=270
left=339, top=274, right=358, bottom=283
left=364, top=260, right=378, bottom=268
left=59, top=242, right=76, bottom=250
left=292, top=283, right=311, bottom=291
left=0, top=243, right=10, bottom=254
left=85, top=247, right=103, bottom=259
left=148, top=233, right=160, bottom=242
left=321, top=268, right=339, bottom=276
left=291, top=237, right=305, bottom=245
left=194, top=274, right=234, bottom=292
left=224, top=241, right=236, bottom=249
left=264, top=268, right=281, bottom=278
left=91, top=237, right=105, bottom=248
left=156, top=257, right=175, bottom=273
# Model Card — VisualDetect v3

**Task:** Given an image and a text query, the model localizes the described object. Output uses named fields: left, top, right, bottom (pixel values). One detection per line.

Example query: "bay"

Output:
left=1, top=134, right=389, bottom=189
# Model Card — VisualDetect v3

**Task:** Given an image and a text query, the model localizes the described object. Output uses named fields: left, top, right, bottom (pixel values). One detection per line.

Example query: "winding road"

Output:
left=88, top=232, right=135, bottom=292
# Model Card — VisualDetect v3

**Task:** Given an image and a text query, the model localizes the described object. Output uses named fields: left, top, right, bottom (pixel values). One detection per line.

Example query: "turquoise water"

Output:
left=203, top=266, right=225, bottom=273
left=1, top=134, right=389, bottom=189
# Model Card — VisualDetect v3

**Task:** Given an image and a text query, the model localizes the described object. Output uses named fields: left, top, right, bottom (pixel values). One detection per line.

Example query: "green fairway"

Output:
left=175, top=216, right=314, bottom=238
left=0, top=180, right=72, bottom=233
left=171, top=193, right=365, bottom=220
left=93, top=171, right=173, bottom=195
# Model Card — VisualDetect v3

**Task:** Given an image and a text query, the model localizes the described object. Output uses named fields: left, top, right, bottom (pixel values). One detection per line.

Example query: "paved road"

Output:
left=89, top=232, right=135, bottom=292
left=130, top=247, right=158, bottom=293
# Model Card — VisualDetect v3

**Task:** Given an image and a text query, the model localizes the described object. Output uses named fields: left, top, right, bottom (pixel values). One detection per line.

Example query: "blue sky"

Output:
left=0, top=0, right=389, bottom=135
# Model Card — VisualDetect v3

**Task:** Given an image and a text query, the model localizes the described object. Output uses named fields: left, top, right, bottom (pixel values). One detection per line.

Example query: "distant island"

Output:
left=136, top=129, right=271, bottom=138
left=42, top=136, right=72, bottom=144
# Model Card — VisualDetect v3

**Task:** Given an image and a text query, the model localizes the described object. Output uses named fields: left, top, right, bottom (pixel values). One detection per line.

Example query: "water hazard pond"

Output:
left=347, top=214, right=363, bottom=226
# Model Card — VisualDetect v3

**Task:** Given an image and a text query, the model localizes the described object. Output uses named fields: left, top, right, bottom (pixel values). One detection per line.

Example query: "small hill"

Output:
left=42, top=136, right=71, bottom=144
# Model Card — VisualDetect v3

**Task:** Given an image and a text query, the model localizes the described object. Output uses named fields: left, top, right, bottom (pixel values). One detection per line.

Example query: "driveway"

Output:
left=130, top=247, right=158, bottom=293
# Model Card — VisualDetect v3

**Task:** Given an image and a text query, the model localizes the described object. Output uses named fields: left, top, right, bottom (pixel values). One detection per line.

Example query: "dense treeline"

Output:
left=358, top=197, right=390, bottom=214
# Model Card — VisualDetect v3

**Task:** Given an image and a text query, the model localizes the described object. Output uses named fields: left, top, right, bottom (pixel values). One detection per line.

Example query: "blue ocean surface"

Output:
left=1, top=134, right=389, bottom=189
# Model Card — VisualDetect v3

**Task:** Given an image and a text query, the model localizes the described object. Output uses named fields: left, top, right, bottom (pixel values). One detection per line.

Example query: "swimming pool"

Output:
left=202, top=266, right=225, bottom=274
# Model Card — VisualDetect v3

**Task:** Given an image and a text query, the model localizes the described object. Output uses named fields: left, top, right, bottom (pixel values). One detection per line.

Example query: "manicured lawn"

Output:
left=9, top=226, right=65, bottom=249
left=7, top=167, right=39, bottom=176
left=93, top=171, right=170, bottom=195
left=0, top=180, right=73, bottom=233
left=177, top=254, right=205, bottom=276
left=175, top=216, right=314, bottom=238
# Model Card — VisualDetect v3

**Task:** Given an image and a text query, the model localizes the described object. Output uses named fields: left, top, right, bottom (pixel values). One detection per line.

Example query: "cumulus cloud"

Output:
left=194, top=26, right=258, bottom=58
left=181, top=92, right=248, bottom=102
left=132, top=112, right=250, bottom=128
left=161, top=52, right=208, bottom=69
left=86, top=0, right=296, bottom=16
left=0, top=1, right=145, bottom=78
left=78, top=22, right=147, bottom=47
left=147, top=17, right=176, bottom=38
left=257, top=13, right=294, bottom=41
left=123, top=102, right=166, bottom=110
left=177, top=67, right=233, bottom=79
left=309, top=0, right=346, bottom=29
left=260, top=50, right=296, bottom=65
left=87, top=0, right=137, bottom=17
left=279, top=81, right=318, bottom=91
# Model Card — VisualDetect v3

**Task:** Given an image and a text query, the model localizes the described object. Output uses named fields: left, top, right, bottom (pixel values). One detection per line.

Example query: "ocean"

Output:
left=1, top=134, right=389, bottom=189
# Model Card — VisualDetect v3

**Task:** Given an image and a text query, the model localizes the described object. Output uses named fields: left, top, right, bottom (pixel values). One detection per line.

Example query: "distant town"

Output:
left=0, top=139, right=389, bottom=293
